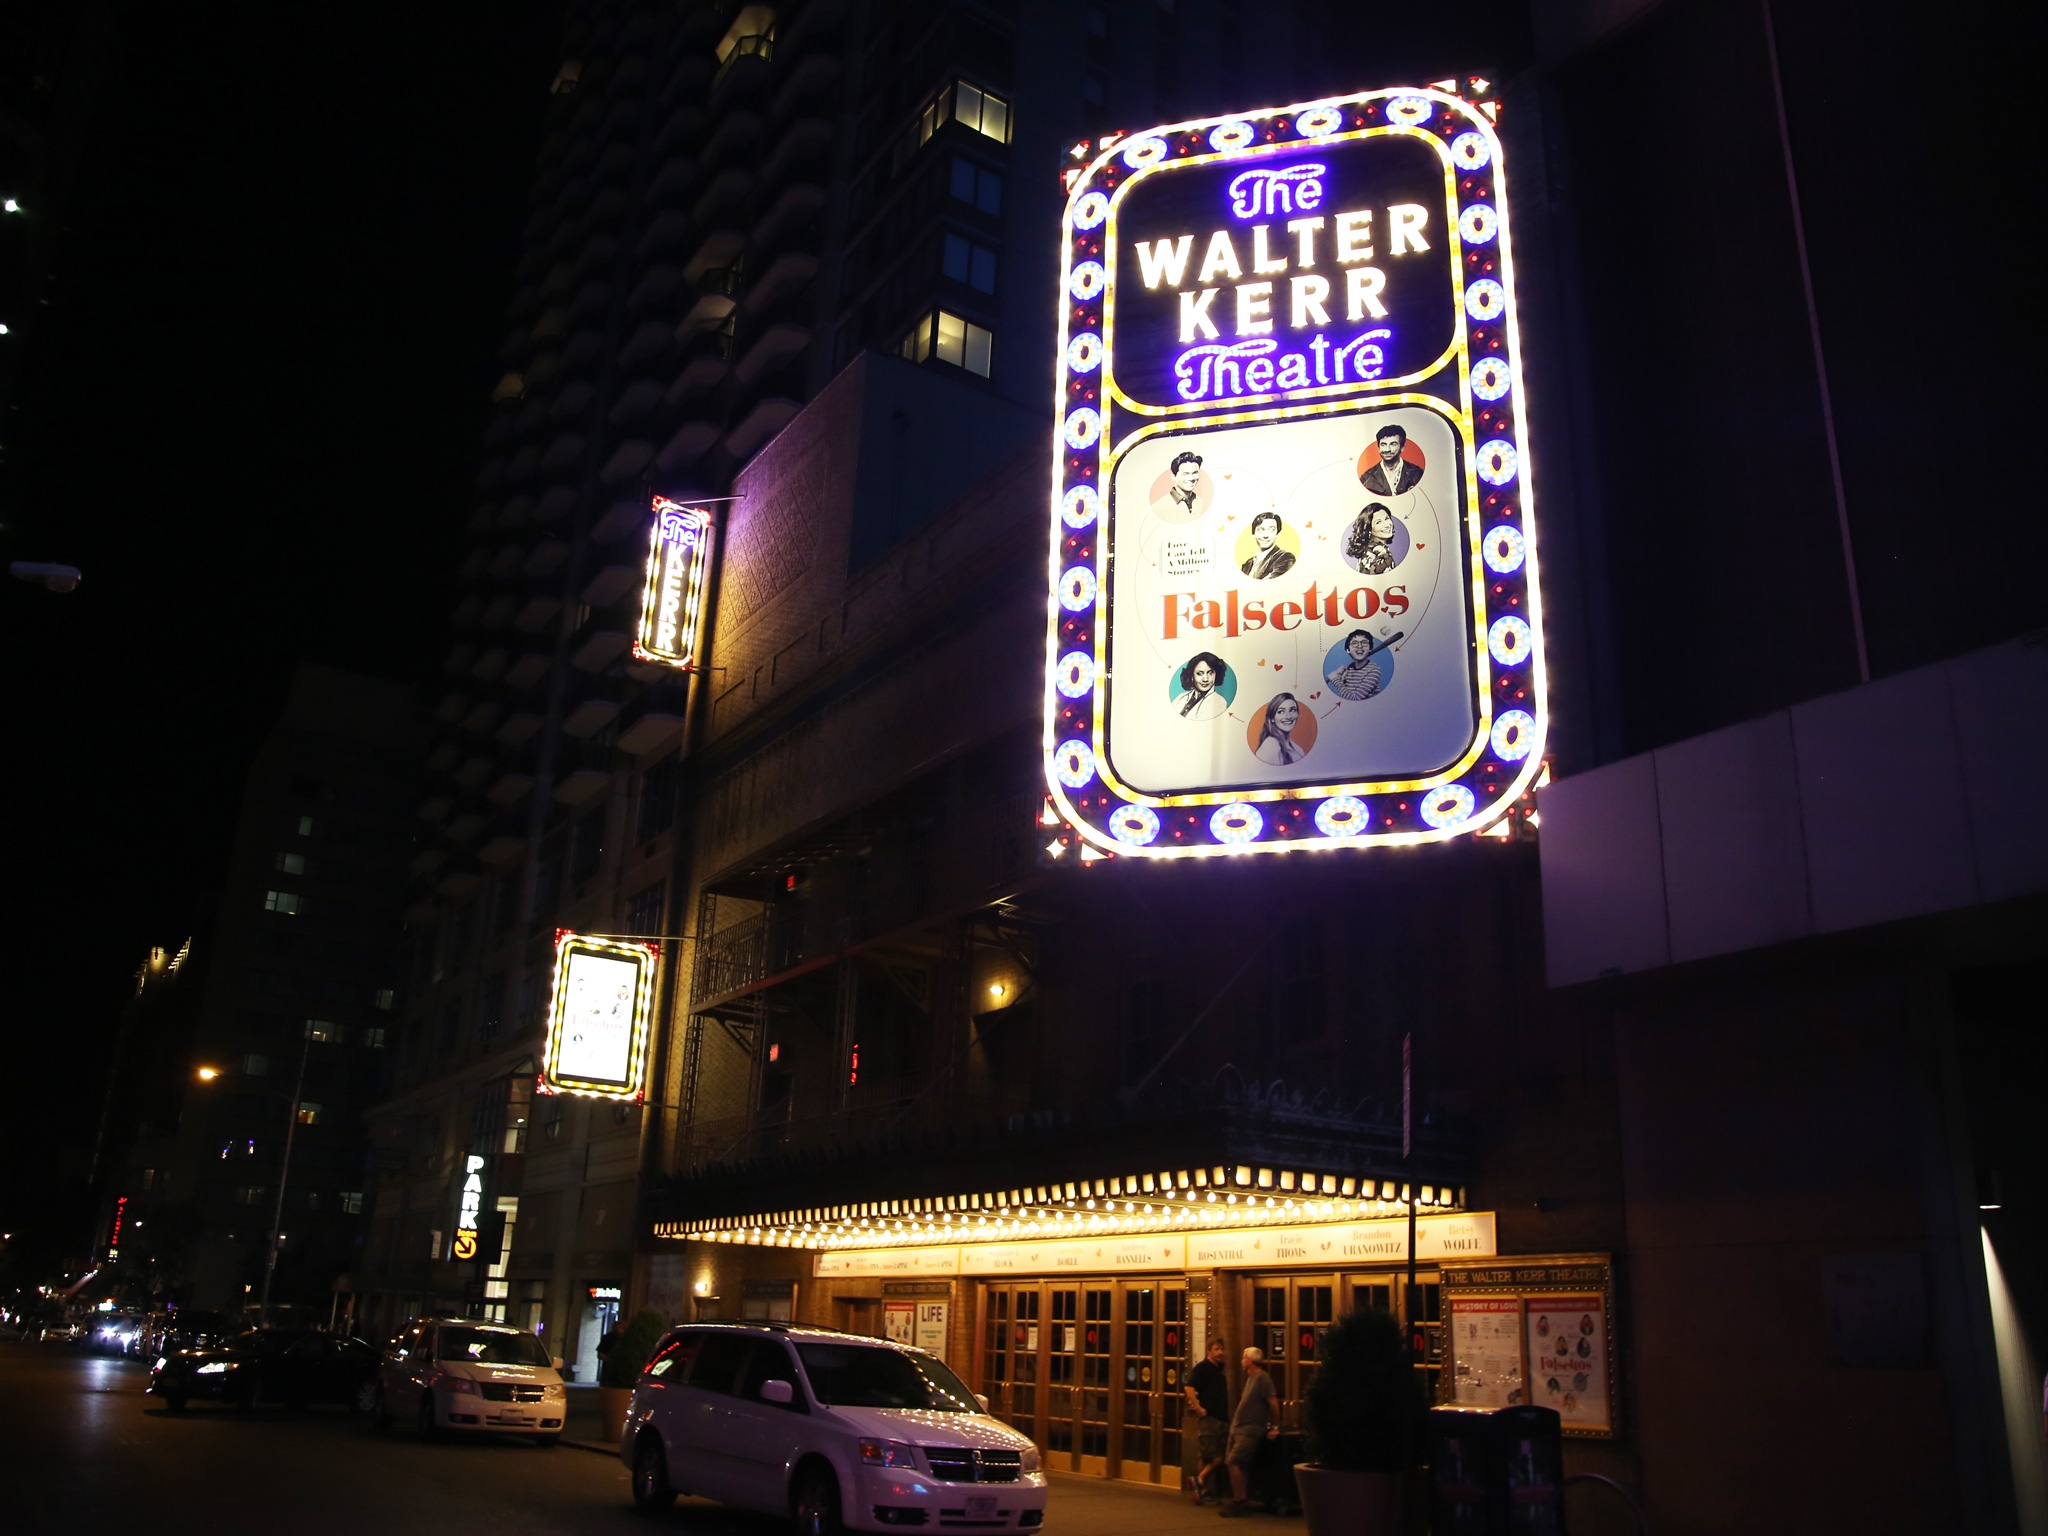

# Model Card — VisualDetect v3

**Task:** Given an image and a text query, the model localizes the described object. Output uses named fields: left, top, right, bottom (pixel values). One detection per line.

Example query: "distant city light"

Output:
left=2, top=199, right=19, bottom=213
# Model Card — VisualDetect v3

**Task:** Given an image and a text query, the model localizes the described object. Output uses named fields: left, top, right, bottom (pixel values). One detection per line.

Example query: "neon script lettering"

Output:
left=1228, top=164, right=1326, bottom=219
left=1174, top=327, right=1390, bottom=402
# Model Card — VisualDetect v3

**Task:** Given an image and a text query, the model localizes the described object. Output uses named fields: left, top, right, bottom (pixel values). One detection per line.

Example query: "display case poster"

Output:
left=1525, top=1294, right=1608, bottom=1432
left=914, top=1300, right=950, bottom=1361
left=1449, top=1295, right=1524, bottom=1407
left=884, top=1301, right=915, bottom=1347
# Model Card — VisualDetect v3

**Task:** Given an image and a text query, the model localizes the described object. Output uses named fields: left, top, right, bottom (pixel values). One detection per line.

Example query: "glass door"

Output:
left=1047, top=1288, right=1078, bottom=1464
left=1250, top=1276, right=1335, bottom=1430
left=1112, top=1281, right=1188, bottom=1484
left=1079, top=1286, right=1113, bottom=1473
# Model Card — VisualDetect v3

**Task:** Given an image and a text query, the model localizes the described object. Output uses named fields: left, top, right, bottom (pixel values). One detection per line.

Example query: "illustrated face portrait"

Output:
left=1271, top=696, right=1299, bottom=731
left=1251, top=512, right=1281, bottom=549
left=1173, top=456, right=1203, bottom=495
left=1377, top=430, right=1406, bottom=464
left=1346, top=633, right=1372, bottom=660
left=1191, top=659, right=1217, bottom=693
left=1369, top=507, right=1395, bottom=541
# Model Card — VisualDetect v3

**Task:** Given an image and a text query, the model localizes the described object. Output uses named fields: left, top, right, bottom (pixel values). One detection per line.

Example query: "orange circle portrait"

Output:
left=1356, top=440, right=1426, bottom=480
left=1246, top=694, right=1319, bottom=766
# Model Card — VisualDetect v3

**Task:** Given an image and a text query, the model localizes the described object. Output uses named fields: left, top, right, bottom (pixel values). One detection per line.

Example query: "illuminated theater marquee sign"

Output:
left=540, top=931, right=658, bottom=1100
left=1044, top=87, right=1546, bottom=856
left=633, top=497, right=714, bottom=670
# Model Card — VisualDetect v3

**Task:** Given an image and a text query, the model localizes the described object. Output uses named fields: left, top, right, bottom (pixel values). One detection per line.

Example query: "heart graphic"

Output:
left=1274, top=663, right=1283, bottom=671
left=1416, top=542, right=1427, bottom=549
left=1310, top=691, right=1321, bottom=699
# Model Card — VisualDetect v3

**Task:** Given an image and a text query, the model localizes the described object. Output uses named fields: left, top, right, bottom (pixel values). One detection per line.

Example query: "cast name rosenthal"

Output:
left=1163, top=578, right=1410, bottom=639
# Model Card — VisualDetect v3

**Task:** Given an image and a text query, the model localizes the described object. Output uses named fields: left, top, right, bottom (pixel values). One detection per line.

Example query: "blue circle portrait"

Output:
left=1322, top=632, right=1396, bottom=703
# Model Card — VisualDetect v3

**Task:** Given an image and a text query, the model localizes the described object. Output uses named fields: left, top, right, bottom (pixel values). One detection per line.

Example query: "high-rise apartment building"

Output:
left=360, top=0, right=1377, bottom=1372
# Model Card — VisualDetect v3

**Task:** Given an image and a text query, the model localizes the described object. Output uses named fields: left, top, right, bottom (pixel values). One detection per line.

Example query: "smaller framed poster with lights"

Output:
left=1441, top=1254, right=1617, bottom=1437
left=539, top=930, right=659, bottom=1100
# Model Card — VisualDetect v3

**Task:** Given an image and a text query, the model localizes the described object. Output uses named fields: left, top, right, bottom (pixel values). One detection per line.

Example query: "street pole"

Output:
left=1403, top=1033, right=1417, bottom=1359
left=259, top=1023, right=313, bottom=1328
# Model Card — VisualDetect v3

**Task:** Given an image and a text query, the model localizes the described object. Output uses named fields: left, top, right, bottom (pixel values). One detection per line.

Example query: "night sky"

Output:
left=0, top=2, right=563, bottom=1259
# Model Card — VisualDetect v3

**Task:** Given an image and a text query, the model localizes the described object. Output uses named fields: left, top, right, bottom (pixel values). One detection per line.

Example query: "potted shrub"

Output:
left=1295, top=1309, right=1428, bottom=1536
left=598, top=1308, right=669, bottom=1443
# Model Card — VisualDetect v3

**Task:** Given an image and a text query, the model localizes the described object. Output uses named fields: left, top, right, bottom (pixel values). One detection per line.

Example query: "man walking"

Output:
left=1220, top=1346, right=1279, bottom=1516
left=1184, top=1336, right=1231, bottom=1503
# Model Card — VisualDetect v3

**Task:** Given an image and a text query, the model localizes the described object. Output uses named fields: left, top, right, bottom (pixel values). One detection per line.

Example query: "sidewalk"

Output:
left=560, top=1383, right=615, bottom=1457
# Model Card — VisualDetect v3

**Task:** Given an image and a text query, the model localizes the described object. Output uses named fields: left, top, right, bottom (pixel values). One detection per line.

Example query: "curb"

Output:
left=562, top=1437, right=619, bottom=1458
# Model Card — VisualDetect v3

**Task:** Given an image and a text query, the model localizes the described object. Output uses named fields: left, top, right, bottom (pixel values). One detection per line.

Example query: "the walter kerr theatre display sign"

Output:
left=1044, top=87, right=1547, bottom=856
left=539, top=930, right=658, bottom=1100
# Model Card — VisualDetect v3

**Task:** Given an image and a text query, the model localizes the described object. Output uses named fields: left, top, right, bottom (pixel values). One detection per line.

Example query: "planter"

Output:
left=599, top=1386, right=633, bottom=1444
left=1293, top=1463, right=1401, bottom=1536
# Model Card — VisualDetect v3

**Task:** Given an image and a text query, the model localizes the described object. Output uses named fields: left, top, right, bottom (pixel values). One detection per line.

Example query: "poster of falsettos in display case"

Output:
left=1044, top=83, right=1547, bottom=858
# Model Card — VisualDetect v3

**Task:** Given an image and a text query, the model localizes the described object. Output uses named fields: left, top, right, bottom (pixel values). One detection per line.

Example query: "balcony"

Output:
left=581, top=564, right=640, bottom=607
left=726, top=396, right=802, bottom=461
left=732, top=322, right=810, bottom=387
left=495, top=712, right=543, bottom=746
left=554, top=768, right=612, bottom=807
left=521, top=541, right=569, bottom=578
left=608, top=378, right=665, bottom=427
left=454, top=754, right=495, bottom=789
left=600, top=439, right=656, bottom=485
left=682, top=227, right=745, bottom=283
left=760, top=116, right=832, bottom=189
left=750, top=182, right=825, bottom=251
left=657, top=416, right=723, bottom=472
left=485, top=772, right=535, bottom=807
left=618, top=320, right=674, bottom=372
left=644, top=158, right=697, bottom=209
left=571, top=629, right=630, bottom=672
left=618, top=711, right=685, bottom=758
left=772, top=53, right=841, bottom=118
left=591, top=500, right=648, bottom=544
left=533, top=484, right=577, bottom=524
left=513, top=596, right=560, bottom=634
left=700, top=109, right=763, bottom=171
left=468, top=648, right=509, bottom=683
left=504, top=653, right=551, bottom=688
left=563, top=696, right=622, bottom=738
left=692, top=168, right=754, bottom=227
left=486, top=545, right=524, bottom=580
left=637, top=210, right=691, bottom=260
left=459, top=700, right=501, bottom=733
left=740, top=252, right=818, bottom=316
left=539, top=433, right=586, bottom=475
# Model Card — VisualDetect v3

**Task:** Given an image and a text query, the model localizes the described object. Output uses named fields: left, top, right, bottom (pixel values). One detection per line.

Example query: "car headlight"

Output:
left=196, top=1362, right=230, bottom=1375
left=153, top=1357, right=166, bottom=1371
left=1021, top=1447, right=1040, bottom=1473
left=445, top=1376, right=479, bottom=1395
left=544, top=1383, right=565, bottom=1397
left=859, top=1440, right=919, bottom=1468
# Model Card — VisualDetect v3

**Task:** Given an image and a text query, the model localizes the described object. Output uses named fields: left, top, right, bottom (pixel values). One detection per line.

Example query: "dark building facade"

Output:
left=368, top=0, right=2043, bottom=1531
left=104, top=665, right=421, bottom=1317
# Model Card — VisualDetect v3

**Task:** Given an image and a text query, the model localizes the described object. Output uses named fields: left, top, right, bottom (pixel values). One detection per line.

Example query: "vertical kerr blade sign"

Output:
left=633, top=497, right=715, bottom=670
left=1044, top=86, right=1546, bottom=858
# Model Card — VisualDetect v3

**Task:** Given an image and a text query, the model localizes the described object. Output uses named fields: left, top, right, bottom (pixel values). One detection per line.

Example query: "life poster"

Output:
left=1524, top=1294, right=1608, bottom=1433
left=1448, top=1295, right=1524, bottom=1407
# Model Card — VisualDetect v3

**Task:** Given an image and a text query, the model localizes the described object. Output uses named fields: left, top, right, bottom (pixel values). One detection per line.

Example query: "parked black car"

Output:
left=149, top=1329, right=382, bottom=1413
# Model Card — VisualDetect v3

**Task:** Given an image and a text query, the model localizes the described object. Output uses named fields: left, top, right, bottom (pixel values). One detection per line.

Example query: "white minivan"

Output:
left=621, top=1321, right=1049, bottom=1533
left=377, top=1317, right=568, bottom=1444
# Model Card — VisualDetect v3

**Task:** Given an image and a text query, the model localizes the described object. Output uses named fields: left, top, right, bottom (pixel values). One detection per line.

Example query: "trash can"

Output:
left=1427, top=1404, right=1565, bottom=1535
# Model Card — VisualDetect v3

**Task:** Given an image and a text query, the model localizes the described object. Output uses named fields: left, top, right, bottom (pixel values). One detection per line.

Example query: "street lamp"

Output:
left=195, top=1021, right=314, bottom=1328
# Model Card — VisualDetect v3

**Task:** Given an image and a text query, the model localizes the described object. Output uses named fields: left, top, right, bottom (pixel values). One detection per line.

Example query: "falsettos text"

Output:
left=1162, top=577, right=1411, bottom=640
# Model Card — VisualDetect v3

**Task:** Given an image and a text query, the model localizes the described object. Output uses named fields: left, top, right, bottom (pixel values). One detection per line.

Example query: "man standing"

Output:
left=1220, top=1346, right=1279, bottom=1517
left=1360, top=424, right=1423, bottom=497
left=1184, top=1336, right=1231, bottom=1503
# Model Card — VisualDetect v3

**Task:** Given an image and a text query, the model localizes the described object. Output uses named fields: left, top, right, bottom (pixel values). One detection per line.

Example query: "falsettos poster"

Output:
left=1044, top=84, right=1546, bottom=857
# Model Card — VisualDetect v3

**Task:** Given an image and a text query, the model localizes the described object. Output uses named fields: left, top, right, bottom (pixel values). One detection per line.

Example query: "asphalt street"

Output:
left=0, top=1340, right=1239, bottom=1536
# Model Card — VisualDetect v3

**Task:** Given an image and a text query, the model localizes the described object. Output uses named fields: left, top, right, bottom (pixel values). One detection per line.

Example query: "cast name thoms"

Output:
left=1129, top=164, right=1435, bottom=403
left=1163, top=577, right=1411, bottom=640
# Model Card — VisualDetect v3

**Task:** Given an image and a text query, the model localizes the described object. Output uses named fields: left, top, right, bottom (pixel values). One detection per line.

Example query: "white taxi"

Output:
left=621, top=1322, right=1048, bottom=1532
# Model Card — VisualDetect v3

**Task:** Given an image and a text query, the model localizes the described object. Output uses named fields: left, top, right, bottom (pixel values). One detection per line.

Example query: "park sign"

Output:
left=1042, top=84, right=1546, bottom=858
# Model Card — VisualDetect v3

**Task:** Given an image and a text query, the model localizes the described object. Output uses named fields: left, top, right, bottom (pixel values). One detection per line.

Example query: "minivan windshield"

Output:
left=796, top=1343, right=981, bottom=1413
left=437, top=1326, right=551, bottom=1366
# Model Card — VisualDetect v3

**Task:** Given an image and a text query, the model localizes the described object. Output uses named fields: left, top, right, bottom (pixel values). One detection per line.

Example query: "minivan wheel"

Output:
left=791, top=1466, right=842, bottom=1536
left=632, top=1435, right=675, bottom=1512
left=416, top=1391, right=440, bottom=1440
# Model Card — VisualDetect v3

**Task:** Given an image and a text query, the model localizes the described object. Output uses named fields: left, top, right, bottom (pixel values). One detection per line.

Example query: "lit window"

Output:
left=263, top=890, right=300, bottom=915
left=363, top=1027, right=387, bottom=1049
left=306, top=1020, right=341, bottom=1043
left=949, top=157, right=1003, bottom=216
left=954, top=82, right=1010, bottom=143
left=716, top=4, right=776, bottom=65
left=943, top=233, right=999, bottom=294
left=901, top=312, right=992, bottom=378
left=372, top=987, right=395, bottom=1010
left=296, top=816, right=317, bottom=837
left=296, top=1103, right=323, bottom=1126
left=243, top=1054, right=272, bottom=1076
left=274, top=852, right=306, bottom=875
left=341, top=1191, right=364, bottom=1215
